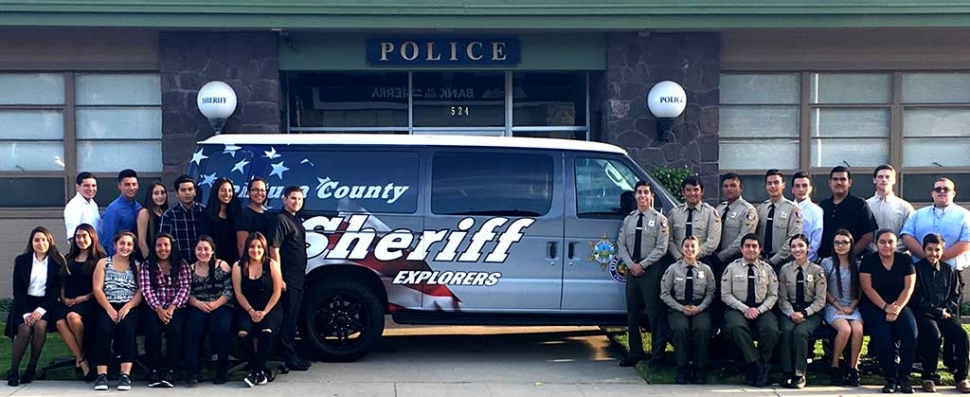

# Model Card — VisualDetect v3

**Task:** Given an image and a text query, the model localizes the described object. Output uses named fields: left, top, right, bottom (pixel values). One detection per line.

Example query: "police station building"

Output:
left=0, top=1, right=968, bottom=294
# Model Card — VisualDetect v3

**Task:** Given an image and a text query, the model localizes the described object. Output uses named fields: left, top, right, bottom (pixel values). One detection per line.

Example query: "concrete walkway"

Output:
left=0, top=325, right=942, bottom=396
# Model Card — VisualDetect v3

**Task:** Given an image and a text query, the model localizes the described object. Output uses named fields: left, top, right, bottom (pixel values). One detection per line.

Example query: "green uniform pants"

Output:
left=779, top=313, right=821, bottom=377
left=625, top=260, right=668, bottom=357
left=724, top=310, right=780, bottom=365
left=667, top=310, right=712, bottom=367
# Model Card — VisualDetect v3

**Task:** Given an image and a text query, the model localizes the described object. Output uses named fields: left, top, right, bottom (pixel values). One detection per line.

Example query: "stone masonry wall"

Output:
left=602, top=32, right=720, bottom=203
left=159, top=32, right=282, bottom=188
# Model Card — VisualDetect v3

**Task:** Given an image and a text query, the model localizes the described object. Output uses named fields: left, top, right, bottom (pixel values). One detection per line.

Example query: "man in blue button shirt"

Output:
left=901, top=178, right=970, bottom=271
left=100, top=169, right=142, bottom=255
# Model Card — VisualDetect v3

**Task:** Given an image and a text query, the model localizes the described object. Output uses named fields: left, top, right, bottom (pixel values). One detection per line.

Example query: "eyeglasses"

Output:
left=833, top=240, right=851, bottom=246
left=933, top=187, right=953, bottom=193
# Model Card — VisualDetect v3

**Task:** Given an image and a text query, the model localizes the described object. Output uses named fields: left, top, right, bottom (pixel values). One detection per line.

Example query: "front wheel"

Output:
left=302, top=280, right=385, bottom=362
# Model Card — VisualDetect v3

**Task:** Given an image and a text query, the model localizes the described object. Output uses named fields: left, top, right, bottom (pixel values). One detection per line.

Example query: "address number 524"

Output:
left=451, top=106, right=470, bottom=116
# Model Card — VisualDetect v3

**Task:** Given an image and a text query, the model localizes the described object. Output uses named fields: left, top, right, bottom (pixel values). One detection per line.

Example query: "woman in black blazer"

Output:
left=5, top=227, right=65, bottom=386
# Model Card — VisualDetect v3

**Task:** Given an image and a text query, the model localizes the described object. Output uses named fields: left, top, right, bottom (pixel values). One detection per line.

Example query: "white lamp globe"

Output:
left=197, top=81, right=238, bottom=119
left=647, top=81, right=687, bottom=118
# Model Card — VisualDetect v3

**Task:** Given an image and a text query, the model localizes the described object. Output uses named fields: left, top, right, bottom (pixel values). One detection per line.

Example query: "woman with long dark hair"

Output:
left=139, top=233, right=190, bottom=388
left=137, top=182, right=169, bottom=260
left=860, top=228, right=918, bottom=393
left=777, top=234, right=827, bottom=389
left=204, top=177, right=240, bottom=266
left=5, top=227, right=65, bottom=387
left=821, top=228, right=864, bottom=386
left=183, top=236, right=234, bottom=385
left=91, top=232, right=141, bottom=391
left=55, top=223, right=105, bottom=381
left=232, top=232, right=283, bottom=388
left=235, top=178, right=273, bottom=259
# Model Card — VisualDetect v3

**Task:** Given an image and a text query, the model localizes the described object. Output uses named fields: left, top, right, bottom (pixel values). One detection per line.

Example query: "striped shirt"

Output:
left=103, top=257, right=138, bottom=304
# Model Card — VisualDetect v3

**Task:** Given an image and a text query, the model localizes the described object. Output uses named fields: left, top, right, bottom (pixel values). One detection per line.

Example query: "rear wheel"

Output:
left=302, top=280, right=385, bottom=362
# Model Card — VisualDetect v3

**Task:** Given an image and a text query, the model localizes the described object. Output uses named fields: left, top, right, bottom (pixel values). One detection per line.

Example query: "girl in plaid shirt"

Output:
left=139, top=233, right=190, bottom=388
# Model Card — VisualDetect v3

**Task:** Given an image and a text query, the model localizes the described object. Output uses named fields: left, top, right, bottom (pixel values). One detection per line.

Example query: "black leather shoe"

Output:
left=898, top=377, right=913, bottom=394
left=285, top=359, right=310, bottom=371
left=692, top=367, right=707, bottom=385
left=883, top=378, right=898, bottom=393
left=754, top=362, right=768, bottom=388
left=19, top=365, right=35, bottom=384
left=792, top=375, right=806, bottom=389
left=674, top=367, right=689, bottom=384
left=618, top=355, right=644, bottom=367
left=6, top=370, right=19, bottom=387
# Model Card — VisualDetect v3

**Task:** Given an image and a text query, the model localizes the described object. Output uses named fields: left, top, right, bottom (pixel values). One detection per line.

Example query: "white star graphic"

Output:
left=301, top=158, right=315, bottom=166
left=231, top=159, right=250, bottom=174
left=315, top=177, right=331, bottom=190
left=223, top=145, right=242, bottom=157
left=263, top=147, right=281, bottom=159
left=269, top=161, right=289, bottom=179
left=200, top=172, right=218, bottom=187
left=190, top=148, right=208, bottom=165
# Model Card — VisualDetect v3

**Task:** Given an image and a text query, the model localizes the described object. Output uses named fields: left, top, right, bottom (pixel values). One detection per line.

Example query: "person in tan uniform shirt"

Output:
left=757, top=170, right=803, bottom=268
left=616, top=181, right=670, bottom=368
left=721, top=233, right=779, bottom=388
left=660, top=236, right=715, bottom=384
left=777, top=234, right=827, bottom=389
left=668, top=176, right=721, bottom=261
left=716, top=173, right=758, bottom=268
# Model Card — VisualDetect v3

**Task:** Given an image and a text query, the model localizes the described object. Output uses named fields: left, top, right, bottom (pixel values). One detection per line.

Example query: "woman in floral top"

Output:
left=139, top=233, right=190, bottom=388
left=183, top=235, right=234, bottom=385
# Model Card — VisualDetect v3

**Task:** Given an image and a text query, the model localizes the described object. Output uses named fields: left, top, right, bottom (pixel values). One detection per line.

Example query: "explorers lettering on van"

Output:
left=303, top=214, right=535, bottom=263
left=392, top=271, right=502, bottom=287
left=315, top=177, right=409, bottom=204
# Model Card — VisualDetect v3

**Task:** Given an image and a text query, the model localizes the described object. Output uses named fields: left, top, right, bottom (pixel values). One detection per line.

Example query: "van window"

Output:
left=575, top=157, right=641, bottom=218
left=431, top=152, right=553, bottom=216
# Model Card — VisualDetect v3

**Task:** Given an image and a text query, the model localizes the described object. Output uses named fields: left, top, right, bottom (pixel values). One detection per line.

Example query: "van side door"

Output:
left=561, top=154, right=645, bottom=312
left=420, top=149, right=564, bottom=311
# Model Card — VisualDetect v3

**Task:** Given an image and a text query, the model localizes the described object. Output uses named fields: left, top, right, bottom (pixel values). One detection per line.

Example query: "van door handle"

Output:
left=547, top=242, right=558, bottom=259
left=567, top=242, right=575, bottom=259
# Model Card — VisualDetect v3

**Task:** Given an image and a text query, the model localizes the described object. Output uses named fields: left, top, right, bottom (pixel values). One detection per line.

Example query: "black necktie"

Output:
left=633, top=214, right=643, bottom=262
left=685, top=266, right=695, bottom=305
left=764, top=204, right=776, bottom=256
left=796, top=267, right=806, bottom=310
left=721, top=205, right=730, bottom=222
left=686, top=208, right=695, bottom=237
left=746, top=264, right=757, bottom=307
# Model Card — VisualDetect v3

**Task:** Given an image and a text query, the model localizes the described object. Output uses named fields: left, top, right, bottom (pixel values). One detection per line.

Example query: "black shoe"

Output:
left=792, top=375, right=806, bottom=389
left=754, top=362, right=768, bottom=388
left=830, top=366, right=843, bottom=386
left=782, top=372, right=794, bottom=388
left=20, top=365, right=35, bottom=384
left=618, top=355, right=644, bottom=367
left=147, top=370, right=163, bottom=388
left=898, top=377, right=913, bottom=394
left=160, top=370, right=174, bottom=388
left=692, top=367, right=707, bottom=385
left=117, top=374, right=132, bottom=391
left=297, top=357, right=312, bottom=367
left=847, top=368, right=861, bottom=387
left=257, top=371, right=269, bottom=386
left=243, top=371, right=258, bottom=388
left=285, top=359, right=310, bottom=371
left=94, top=374, right=109, bottom=390
left=883, top=378, right=898, bottom=393
left=675, top=367, right=689, bottom=384
left=213, top=368, right=228, bottom=385
left=744, top=363, right=757, bottom=386
left=7, top=370, right=19, bottom=387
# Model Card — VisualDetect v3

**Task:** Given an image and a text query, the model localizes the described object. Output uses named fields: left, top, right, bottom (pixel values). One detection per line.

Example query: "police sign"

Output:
left=366, top=37, right=520, bottom=67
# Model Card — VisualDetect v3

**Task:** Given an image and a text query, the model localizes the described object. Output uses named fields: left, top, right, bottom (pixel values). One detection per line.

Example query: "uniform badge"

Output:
left=648, top=220, right=655, bottom=227
left=806, top=274, right=814, bottom=283
left=746, top=211, right=756, bottom=221
left=780, top=211, right=788, bottom=219
left=697, top=271, right=706, bottom=279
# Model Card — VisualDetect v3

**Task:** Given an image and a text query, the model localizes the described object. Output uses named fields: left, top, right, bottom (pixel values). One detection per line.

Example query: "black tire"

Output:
left=301, top=279, right=385, bottom=362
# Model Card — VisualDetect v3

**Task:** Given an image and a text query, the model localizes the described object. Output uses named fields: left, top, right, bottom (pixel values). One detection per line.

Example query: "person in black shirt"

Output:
left=912, top=233, right=970, bottom=393
left=860, top=229, right=918, bottom=394
left=235, top=178, right=274, bottom=259
left=818, top=166, right=878, bottom=258
left=270, top=186, right=311, bottom=371
left=203, top=177, right=240, bottom=266
left=55, top=223, right=105, bottom=381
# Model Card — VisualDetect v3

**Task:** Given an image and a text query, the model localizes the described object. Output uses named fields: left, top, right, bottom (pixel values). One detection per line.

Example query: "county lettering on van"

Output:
left=304, top=214, right=535, bottom=263
left=315, top=177, right=409, bottom=204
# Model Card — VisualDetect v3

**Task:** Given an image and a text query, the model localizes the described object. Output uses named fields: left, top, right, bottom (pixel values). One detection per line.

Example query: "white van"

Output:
left=189, top=134, right=678, bottom=361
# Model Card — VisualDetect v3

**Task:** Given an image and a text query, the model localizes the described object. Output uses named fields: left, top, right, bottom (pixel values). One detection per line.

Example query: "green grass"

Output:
left=607, top=324, right=970, bottom=386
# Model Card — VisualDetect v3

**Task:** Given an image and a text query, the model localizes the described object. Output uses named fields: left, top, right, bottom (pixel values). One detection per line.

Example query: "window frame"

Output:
left=0, top=71, right=162, bottom=213
left=720, top=70, right=970, bottom=206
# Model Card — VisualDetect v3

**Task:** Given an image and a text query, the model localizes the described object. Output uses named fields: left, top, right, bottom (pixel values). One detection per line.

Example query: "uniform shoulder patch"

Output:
left=794, top=208, right=803, bottom=220
left=746, top=209, right=757, bottom=221
left=659, top=217, right=668, bottom=229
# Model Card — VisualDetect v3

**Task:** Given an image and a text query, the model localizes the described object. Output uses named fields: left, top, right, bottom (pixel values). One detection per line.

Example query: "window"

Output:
left=575, top=158, right=640, bottom=218
left=719, top=74, right=800, bottom=170
left=431, top=152, right=553, bottom=216
left=286, top=71, right=590, bottom=139
left=809, top=73, right=891, bottom=168
left=0, top=72, right=162, bottom=208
